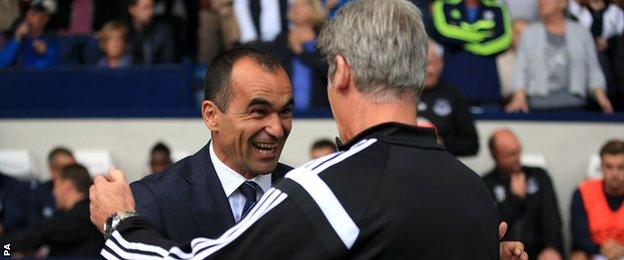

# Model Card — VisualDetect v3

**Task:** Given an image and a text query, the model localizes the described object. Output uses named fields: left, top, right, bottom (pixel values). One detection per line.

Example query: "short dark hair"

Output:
left=600, top=139, right=624, bottom=157
left=204, top=47, right=285, bottom=112
left=59, top=163, right=93, bottom=196
left=48, top=146, right=74, bottom=165
left=150, top=142, right=171, bottom=157
left=311, top=139, right=337, bottom=152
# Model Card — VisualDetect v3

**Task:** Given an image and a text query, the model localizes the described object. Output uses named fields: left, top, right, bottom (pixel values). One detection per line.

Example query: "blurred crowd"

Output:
left=1, top=0, right=623, bottom=113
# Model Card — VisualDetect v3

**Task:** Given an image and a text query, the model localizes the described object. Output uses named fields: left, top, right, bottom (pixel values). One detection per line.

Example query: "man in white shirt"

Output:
left=129, top=47, right=294, bottom=242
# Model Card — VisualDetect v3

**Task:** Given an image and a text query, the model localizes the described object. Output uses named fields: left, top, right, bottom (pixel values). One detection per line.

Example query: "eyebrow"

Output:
left=247, top=98, right=272, bottom=108
left=247, top=97, right=294, bottom=110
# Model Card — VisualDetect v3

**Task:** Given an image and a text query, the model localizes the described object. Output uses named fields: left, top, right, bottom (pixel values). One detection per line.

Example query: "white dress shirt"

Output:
left=209, top=142, right=272, bottom=223
left=233, top=0, right=283, bottom=43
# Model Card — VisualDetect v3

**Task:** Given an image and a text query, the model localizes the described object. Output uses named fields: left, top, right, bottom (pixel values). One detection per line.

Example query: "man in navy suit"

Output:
left=131, top=48, right=294, bottom=242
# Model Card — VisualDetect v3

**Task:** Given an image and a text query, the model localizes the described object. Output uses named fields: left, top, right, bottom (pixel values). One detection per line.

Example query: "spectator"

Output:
left=506, top=0, right=614, bottom=113
left=197, top=0, right=239, bottom=62
left=29, top=147, right=75, bottom=226
left=233, top=0, right=288, bottom=44
left=252, top=0, right=329, bottom=110
left=0, top=0, right=59, bottom=69
left=52, top=0, right=100, bottom=65
left=126, top=0, right=175, bottom=64
left=0, top=172, right=30, bottom=235
left=570, top=139, right=624, bottom=260
left=149, top=142, right=173, bottom=174
left=430, top=0, right=512, bottom=105
left=497, top=19, right=529, bottom=98
left=569, top=0, right=624, bottom=108
left=96, top=21, right=131, bottom=69
left=1, top=164, right=104, bottom=257
left=418, top=40, right=479, bottom=157
left=150, top=0, right=199, bottom=61
left=309, top=138, right=336, bottom=159
left=501, top=0, right=540, bottom=22
left=483, top=129, right=564, bottom=260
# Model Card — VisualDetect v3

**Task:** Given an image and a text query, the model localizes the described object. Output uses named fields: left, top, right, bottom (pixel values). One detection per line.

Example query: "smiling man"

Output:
left=129, top=47, right=293, bottom=242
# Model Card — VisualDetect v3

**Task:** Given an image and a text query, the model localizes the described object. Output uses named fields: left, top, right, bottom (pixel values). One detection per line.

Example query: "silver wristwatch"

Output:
left=104, top=211, right=138, bottom=239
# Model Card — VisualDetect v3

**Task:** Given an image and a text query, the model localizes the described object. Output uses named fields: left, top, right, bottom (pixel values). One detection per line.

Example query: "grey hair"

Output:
left=317, top=0, right=428, bottom=101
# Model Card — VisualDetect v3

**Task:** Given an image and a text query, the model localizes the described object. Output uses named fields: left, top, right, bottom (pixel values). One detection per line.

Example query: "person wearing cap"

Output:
left=0, top=0, right=59, bottom=68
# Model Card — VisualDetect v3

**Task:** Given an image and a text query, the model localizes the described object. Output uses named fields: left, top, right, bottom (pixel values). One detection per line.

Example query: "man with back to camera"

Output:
left=130, top=47, right=293, bottom=243
left=483, top=129, right=563, bottom=260
left=570, top=139, right=624, bottom=260
left=89, top=1, right=528, bottom=259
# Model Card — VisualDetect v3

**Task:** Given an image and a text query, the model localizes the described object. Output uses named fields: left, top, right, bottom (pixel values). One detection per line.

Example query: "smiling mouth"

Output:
left=252, top=142, right=279, bottom=154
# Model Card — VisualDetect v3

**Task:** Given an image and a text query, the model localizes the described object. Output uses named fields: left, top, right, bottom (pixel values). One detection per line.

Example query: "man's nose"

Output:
left=264, top=113, right=285, bottom=139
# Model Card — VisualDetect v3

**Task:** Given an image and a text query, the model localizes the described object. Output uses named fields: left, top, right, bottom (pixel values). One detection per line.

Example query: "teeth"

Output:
left=253, top=142, right=277, bottom=151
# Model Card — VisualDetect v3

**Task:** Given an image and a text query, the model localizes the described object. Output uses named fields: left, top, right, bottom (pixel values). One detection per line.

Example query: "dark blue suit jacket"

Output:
left=130, top=142, right=292, bottom=242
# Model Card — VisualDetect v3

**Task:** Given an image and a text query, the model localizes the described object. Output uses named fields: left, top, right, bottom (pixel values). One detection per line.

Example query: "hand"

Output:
left=505, top=91, right=529, bottom=113
left=600, top=239, right=624, bottom=259
left=593, top=88, right=614, bottom=114
left=89, top=166, right=136, bottom=233
left=499, top=222, right=529, bottom=260
left=510, top=172, right=527, bottom=199
left=14, top=22, right=29, bottom=42
left=596, top=37, right=609, bottom=52
left=32, top=40, right=47, bottom=55
left=537, top=247, right=562, bottom=260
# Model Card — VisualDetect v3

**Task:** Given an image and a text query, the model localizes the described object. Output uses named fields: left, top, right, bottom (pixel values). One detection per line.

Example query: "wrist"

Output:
left=104, top=211, right=138, bottom=239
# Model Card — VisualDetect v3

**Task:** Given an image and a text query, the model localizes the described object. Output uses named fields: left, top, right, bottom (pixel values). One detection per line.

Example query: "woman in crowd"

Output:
left=506, top=0, right=614, bottom=113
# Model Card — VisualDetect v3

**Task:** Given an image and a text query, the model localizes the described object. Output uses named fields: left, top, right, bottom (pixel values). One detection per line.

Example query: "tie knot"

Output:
left=239, top=181, right=260, bottom=203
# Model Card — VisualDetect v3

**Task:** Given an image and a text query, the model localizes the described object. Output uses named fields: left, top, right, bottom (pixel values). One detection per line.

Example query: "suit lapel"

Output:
left=179, top=143, right=235, bottom=236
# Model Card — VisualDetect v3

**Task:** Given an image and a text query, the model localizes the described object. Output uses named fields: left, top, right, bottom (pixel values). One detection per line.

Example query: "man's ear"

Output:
left=202, top=101, right=220, bottom=132
left=331, top=55, right=351, bottom=94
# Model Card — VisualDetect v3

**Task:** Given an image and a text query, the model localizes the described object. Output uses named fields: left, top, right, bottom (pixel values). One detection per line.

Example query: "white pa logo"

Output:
left=3, top=243, right=10, bottom=256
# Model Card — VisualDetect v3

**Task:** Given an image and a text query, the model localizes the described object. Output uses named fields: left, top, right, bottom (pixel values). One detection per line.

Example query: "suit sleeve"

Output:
left=537, top=170, right=563, bottom=253
left=131, top=181, right=167, bottom=237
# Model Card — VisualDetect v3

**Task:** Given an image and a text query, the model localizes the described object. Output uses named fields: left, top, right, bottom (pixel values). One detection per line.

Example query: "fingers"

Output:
left=520, top=252, right=528, bottom=260
left=109, top=166, right=127, bottom=182
left=499, top=222, right=508, bottom=240
left=94, top=175, right=107, bottom=184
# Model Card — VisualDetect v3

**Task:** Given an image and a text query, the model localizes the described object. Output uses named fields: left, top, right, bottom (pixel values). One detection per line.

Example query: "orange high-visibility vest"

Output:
left=579, top=179, right=624, bottom=245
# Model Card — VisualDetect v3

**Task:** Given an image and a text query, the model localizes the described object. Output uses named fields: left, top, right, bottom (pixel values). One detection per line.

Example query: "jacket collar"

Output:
left=336, top=122, right=444, bottom=151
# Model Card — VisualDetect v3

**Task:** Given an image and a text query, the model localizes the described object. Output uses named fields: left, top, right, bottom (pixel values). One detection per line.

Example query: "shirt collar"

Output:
left=209, top=141, right=272, bottom=197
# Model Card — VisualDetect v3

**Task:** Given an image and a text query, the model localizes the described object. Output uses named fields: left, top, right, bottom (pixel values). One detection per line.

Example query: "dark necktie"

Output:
left=239, top=181, right=261, bottom=221
left=250, top=0, right=262, bottom=39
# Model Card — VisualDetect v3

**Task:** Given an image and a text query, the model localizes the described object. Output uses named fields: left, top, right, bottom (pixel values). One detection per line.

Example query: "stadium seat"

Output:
left=586, top=154, right=602, bottom=180
left=521, top=153, right=548, bottom=169
left=0, top=149, right=40, bottom=182
left=74, top=149, right=113, bottom=177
